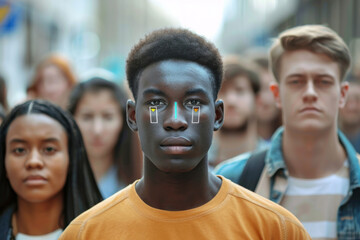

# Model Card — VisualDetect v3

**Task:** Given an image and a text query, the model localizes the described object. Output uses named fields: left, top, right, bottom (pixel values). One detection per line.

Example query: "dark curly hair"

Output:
left=126, top=28, right=223, bottom=100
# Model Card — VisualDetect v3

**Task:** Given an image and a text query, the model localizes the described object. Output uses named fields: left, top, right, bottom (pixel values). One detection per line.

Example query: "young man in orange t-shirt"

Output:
left=59, top=28, right=310, bottom=240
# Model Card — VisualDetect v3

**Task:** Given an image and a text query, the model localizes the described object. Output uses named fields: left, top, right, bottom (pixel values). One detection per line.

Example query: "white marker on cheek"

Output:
left=192, top=106, right=200, bottom=123
left=149, top=106, right=158, bottom=123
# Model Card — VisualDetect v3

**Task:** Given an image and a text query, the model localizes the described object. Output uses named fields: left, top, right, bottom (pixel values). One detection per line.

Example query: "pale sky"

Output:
left=149, top=0, right=229, bottom=41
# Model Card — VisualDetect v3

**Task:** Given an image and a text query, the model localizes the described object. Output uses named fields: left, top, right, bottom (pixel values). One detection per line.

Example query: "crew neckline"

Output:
left=128, top=176, right=229, bottom=222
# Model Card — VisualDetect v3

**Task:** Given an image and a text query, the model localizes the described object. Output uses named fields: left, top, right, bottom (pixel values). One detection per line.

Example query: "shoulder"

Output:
left=0, top=206, right=14, bottom=240
left=224, top=179, right=310, bottom=238
left=59, top=185, right=132, bottom=240
left=213, top=152, right=251, bottom=183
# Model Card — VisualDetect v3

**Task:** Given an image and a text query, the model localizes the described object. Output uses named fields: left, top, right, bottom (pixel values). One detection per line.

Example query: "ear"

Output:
left=270, top=81, right=282, bottom=109
left=214, top=99, right=224, bottom=131
left=126, top=99, right=138, bottom=131
left=339, top=81, right=349, bottom=108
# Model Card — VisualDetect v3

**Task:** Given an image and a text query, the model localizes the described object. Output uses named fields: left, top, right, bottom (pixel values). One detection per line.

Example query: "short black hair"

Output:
left=223, top=61, right=261, bottom=95
left=0, top=100, right=103, bottom=228
left=68, top=78, right=141, bottom=184
left=126, top=28, right=223, bottom=100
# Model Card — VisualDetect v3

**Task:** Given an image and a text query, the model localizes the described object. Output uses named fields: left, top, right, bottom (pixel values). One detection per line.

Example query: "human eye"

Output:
left=184, top=99, right=201, bottom=106
left=148, top=99, right=166, bottom=106
left=81, top=113, right=93, bottom=121
left=317, top=78, right=333, bottom=86
left=103, top=113, right=114, bottom=121
left=43, top=146, right=57, bottom=155
left=12, top=147, right=26, bottom=155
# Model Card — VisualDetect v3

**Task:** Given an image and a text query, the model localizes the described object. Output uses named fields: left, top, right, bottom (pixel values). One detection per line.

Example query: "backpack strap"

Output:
left=237, top=149, right=268, bottom=191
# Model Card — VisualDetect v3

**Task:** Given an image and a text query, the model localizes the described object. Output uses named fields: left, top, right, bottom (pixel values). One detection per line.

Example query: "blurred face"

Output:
left=38, top=65, right=70, bottom=105
left=218, top=76, right=256, bottom=129
left=128, top=60, right=223, bottom=173
left=340, top=83, right=360, bottom=127
left=256, top=69, right=279, bottom=122
left=5, top=114, right=69, bottom=203
left=75, top=90, right=123, bottom=159
left=272, top=50, right=348, bottom=133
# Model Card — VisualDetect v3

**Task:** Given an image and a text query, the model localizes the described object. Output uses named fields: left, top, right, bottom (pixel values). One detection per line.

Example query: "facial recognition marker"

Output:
left=192, top=106, right=200, bottom=123
left=174, top=101, right=178, bottom=119
left=149, top=106, right=158, bottom=123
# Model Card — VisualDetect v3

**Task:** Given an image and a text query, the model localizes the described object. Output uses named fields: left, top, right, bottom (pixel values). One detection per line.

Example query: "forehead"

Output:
left=279, top=49, right=340, bottom=80
left=221, top=75, right=251, bottom=89
left=77, top=90, right=119, bottom=109
left=138, top=60, right=214, bottom=99
left=6, top=114, right=67, bottom=142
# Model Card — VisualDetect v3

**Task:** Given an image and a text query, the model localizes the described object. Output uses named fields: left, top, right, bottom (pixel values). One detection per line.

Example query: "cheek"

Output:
left=5, top=156, right=23, bottom=192
left=51, top=155, right=69, bottom=187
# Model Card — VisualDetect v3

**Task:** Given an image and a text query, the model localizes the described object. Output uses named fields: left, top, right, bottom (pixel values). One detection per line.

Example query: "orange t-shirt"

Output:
left=59, top=176, right=310, bottom=240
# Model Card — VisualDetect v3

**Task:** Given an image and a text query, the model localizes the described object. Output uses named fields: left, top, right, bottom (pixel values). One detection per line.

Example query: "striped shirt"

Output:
left=281, top=162, right=349, bottom=240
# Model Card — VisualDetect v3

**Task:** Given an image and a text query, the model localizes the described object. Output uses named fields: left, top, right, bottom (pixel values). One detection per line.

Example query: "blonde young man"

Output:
left=215, top=25, right=360, bottom=239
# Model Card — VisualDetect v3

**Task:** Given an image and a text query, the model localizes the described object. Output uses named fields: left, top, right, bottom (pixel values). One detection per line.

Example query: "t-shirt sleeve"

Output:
left=284, top=218, right=312, bottom=240
left=58, top=222, right=83, bottom=240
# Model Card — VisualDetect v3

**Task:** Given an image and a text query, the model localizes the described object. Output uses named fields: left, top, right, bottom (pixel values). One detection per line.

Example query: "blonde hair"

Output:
left=269, top=25, right=351, bottom=82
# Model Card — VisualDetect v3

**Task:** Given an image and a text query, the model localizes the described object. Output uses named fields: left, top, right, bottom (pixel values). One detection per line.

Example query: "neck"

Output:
left=89, top=153, right=114, bottom=181
left=14, top=193, right=63, bottom=235
left=215, top=121, right=257, bottom=165
left=257, top=120, right=276, bottom=140
left=282, top=126, right=346, bottom=179
left=136, top=158, right=221, bottom=211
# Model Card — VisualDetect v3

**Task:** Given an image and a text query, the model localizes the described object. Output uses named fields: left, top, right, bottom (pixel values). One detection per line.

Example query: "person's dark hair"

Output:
left=68, top=78, right=140, bottom=185
left=0, top=100, right=103, bottom=228
left=0, top=75, right=8, bottom=111
left=253, top=57, right=269, bottom=71
left=223, top=61, right=261, bottom=95
left=0, top=105, right=6, bottom=122
left=126, top=28, right=223, bottom=100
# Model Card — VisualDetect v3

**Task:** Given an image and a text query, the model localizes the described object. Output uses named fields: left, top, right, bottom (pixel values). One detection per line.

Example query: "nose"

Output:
left=25, top=149, right=44, bottom=170
left=303, top=81, right=317, bottom=102
left=93, top=117, right=104, bottom=135
left=163, top=103, right=188, bottom=131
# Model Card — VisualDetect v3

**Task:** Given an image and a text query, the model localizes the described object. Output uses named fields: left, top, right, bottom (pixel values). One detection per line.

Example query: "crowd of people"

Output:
left=0, top=24, right=359, bottom=239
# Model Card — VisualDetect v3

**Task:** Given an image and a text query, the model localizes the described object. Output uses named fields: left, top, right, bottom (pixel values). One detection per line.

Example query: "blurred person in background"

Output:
left=0, top=100, right=102, bottom=239
left=253, top=57, right=282, bottom=142
left=68, top=76, right=142, bottom=198
left=339, top=76, right=360, bottom=153
left=0, top=75, right=9, bottom=112
left=27, top=54, right=77, bottom=109
left=209, top=58, right=267, bottom=168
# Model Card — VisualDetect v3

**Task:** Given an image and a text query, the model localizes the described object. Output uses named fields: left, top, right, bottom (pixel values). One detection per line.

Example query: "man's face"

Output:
left=340, top=82, right=360, bottom=127
left=218, top=76, right=256, bottom=130
left=127, top=60, right=223, bottom=173
left=271, top=49, right=348, bottom=133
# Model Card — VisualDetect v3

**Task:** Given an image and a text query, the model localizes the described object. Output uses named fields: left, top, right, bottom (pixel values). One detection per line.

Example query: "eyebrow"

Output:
left=142, top=88, right=167, bottom=97
left=185, top=88, right=210, bottom=99
left=9, top=138, right=61, bottom=144
left=286, top=73, right=335, bottom=79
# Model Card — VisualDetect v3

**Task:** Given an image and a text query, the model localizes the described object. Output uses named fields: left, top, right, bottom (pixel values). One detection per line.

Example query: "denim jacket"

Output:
left=214, top=127, right=360, bottom=239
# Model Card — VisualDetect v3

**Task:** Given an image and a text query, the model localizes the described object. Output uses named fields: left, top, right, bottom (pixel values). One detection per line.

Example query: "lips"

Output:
left=24, top=175, right=47, bottom=186
left=160, top=137, right=192, bottom=154
left=300, top=107, right=321, bottom=113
